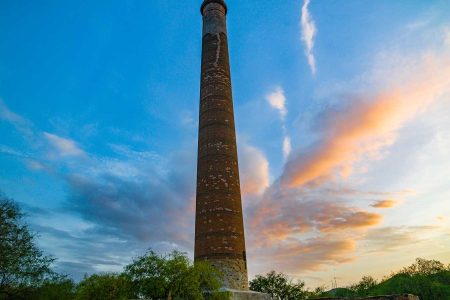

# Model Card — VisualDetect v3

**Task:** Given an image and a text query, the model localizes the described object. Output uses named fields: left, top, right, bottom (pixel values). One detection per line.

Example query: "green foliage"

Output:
left=249, top=270, right=307, bottom=300
left=397, top=257, right=447, bottom=276
left=348, top=275, right=377, bottom=297
left=194, top=261, right=227, bottom=299
left=315, top=258, right=450, bottom=300
left=34, top=276, right=76, bottom=300
left=369, top=258, right=450, bottom=300
left=123, top=249, right=224, bottom=300
left=75, top=273, right=134, bottom=300
left=0, top=196, right=55, bottom=299
left=313, top=287, right=355, bottom=298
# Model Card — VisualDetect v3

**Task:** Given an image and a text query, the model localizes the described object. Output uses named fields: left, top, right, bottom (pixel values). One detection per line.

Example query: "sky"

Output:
left=1, top=0, right=450, bottom=288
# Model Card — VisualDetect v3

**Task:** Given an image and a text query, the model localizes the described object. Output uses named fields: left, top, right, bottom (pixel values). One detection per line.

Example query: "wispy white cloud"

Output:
left=0, top=98, right=34, bottom=138
left=362, top=226, right=439, bottom=253
left=283, top=136, right=292, bottom=159
left=0, top=144, right=26, bottom=158
left=44, top=132, right=86, bottom=157
left=180, top=110, right=197, bottom=128
left=266, top=86, right=292, bottom=160
left=266, top=86, right=287, bottom=119
left=0, top=99, right=26, bottom=124
left=301, top=0, right=317, bottom=75
left=24, top=159, right=47, bottom=171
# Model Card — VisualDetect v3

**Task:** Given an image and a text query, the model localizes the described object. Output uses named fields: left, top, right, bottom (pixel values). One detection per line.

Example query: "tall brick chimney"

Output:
left=194, top=0, right=249, bottom=290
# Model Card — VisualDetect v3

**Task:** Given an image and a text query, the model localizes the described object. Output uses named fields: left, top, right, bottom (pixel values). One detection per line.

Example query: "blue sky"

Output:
left=1, top=0, right=450, bottom=287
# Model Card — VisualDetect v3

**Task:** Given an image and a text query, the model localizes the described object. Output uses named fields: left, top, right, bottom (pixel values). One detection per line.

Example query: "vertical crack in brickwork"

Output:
left=195, top=1, right=249, bottom=291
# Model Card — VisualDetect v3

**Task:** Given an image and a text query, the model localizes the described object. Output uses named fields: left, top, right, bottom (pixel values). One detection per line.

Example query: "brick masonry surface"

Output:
left=195, top=0, right=249, bottom=291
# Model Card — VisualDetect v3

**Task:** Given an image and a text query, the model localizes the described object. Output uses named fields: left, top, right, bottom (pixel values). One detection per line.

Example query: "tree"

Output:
left=249, top=271, right=307, bottom=300
left=123, top=249, right=225, bottom=300
left=34, top=275, right=76, bottom=300
left=349, top=275, right=377, bottom=297
left=0, top=195, right=55, bottom=299
left=397, top=258, right=447, bottom=276
left=353, top=258, right=450, bottom=300
left=75, top=273, right=134, bottom=300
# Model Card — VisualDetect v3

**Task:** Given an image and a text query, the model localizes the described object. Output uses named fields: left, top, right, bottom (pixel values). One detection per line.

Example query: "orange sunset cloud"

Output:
left=245, top=43, right=450, bottom=276
left=251, top=236, right=356, bottom=273
left=247, top=185, right=383, bottom=248
left=371, top=199, right=398, bottom=209
left=281, top=52, right=450, bottom=188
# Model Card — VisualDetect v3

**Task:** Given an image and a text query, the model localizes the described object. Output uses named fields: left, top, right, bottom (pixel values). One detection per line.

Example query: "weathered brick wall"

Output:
left=195, top=0, right=249, bottom=291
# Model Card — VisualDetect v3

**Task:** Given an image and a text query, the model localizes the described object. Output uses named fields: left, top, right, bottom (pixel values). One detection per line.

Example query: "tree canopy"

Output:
left=123, top=250, right=227, bottom=300
left=75, top=273, right=134, bottom=300
left=250, top=270, right=307, bottom=300
left=369, top=258, right=450, bottom=300
left=317, top=258, right=450, bottom=300
left=0, top=196, right=55, bottom=299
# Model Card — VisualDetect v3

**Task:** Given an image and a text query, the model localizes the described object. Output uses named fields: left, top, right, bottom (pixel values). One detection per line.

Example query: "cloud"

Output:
left=180, top=110, right=197, bottom=128
left=44, top=132, right=86, bottom=157
left=0, top=98, right=28, bottom=126
left=362, top=226, right=438, bottom=253
left=250, top=42, right=450, bottom=274
left=282, top=49, right=450, bottom=188
left=24, top=159, right=46, bottom=171
left=32, top=222, right=143, bottom=280
left=265, top=86, right=292, bottom=160
left=0, top=144, right=26, bottom=158
left=246, top=185, right=364, bottom=275
left=283, top=136, right=292, bottom=159
left=0, top=99, right=34, bottom=138
left=0, top=96, right=198, bottom=276
left=248, top=185, right=382, bottom=247
left=63, top=149, right=196, bottom=249
left=371, top=199, right=398, bottom=208
left=239, top=143, right=270, bottom=195
left=0, top=145, right=51, bottom=172
left=266, top=86, right=287, bottom=119
left=245, top=182, right=383, bottom=274
left=15, top=145, right=198, bottom=279
left=66, top=173, right=192, bottom=245
left=301, top=0, right=317, bottom=74
left=437, top=216, right=445, bottom=222
left=253, top=236, right=355, bottom=274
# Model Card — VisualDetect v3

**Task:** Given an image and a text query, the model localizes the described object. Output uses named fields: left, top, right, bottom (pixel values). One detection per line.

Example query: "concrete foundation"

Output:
left=225, top=289, right=272, bottom=300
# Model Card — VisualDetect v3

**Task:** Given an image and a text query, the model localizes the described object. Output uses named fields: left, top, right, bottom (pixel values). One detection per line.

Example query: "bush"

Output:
left=34, top=276, right=76, bottom=300
left=75, top=273, right=134, bottom=300
left=250, top=270, right=307, bottom=300
left=123, top=250, right=225, bottom=300
left=342, top=258, right=450, bottom=300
